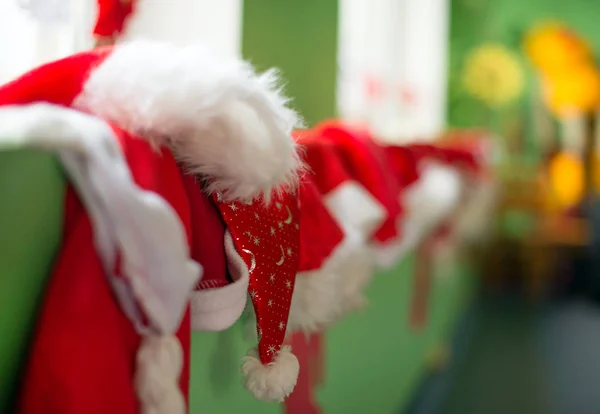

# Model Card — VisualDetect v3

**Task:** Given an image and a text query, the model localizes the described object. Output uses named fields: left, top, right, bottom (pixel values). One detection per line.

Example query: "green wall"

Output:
left=189, top=256, right=475, bottom=414
left=241, top=0, right=339, bottom=126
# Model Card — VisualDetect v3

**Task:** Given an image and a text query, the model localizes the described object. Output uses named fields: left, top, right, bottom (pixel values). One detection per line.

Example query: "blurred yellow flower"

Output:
left=548, top=151, right=584, bottom=209
left=462, top=44, right=524, bottom=108
left=524, top=21, right=591, bottom=74
left=543, top=63, right=600, bottom=117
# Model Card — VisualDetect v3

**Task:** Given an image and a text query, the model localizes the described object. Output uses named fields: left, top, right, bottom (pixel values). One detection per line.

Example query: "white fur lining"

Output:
left=74, top=40, right=304, bottom=202
left=288, top=231, right=374, bottom=333
left=403, top=162, right=462, bottom=238
left=323, top=180, right=387, bottom=239
left=190, top=231, right=249, bottom=331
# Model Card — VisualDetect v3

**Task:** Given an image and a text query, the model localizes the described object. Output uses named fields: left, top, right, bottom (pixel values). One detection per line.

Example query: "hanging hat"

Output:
left=288, top=175, right=372, bottom=333
left=290, top=132, right=379, bottom=329
left=1, top=39, right=304, bottom=402
left=296, top=129, right=386, bottom=240
left=213, top=189, right=301, bottom=402
left=0, top=104, right=199, bottom=414
left=398, top=145, right=464, bottom=250
left=315, top=121, right=408, bottom=268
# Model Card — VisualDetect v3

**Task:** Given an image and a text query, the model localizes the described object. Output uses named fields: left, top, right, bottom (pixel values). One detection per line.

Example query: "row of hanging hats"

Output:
left=0, top=40, right=493, bottom=414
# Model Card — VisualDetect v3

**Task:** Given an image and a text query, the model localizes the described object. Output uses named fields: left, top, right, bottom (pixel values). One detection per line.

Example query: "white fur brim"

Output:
left=288, top=232, right=374, bottom=333
left=403, top=162, right=462, bottom=237
left=74, top=40, right=303, bottom=202
left=240, top=345, right=299, bottom=402
left=0, top=103, right=115, bottom=151
left=323, top=180, right=387, bottom=238
left=190, top=231, right=249, bottom=331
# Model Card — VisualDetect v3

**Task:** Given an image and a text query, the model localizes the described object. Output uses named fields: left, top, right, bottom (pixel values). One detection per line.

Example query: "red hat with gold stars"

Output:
left=0, top=39, right=304, bottom=402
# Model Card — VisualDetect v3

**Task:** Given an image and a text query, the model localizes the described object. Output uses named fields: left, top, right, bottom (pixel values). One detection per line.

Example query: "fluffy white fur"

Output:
left=241, top=345, right=299, bottom=402
left=404, top=162, right=462, bottom=240
left=289, top=233, right=374, bottom=333
left=0, top=103, right=116, bottom=151
left=74, top=40, right=303, bottom=202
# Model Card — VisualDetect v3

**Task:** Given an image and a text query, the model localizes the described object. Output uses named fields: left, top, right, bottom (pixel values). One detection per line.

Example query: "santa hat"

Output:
left=395, top=145, right=464, bottom=251
left=0, top=103, right=200, bottom=414
left=290, top=132, right=380, bottom=328
left=296, top=129, right=386, bottom=240
left=315, top=122, right=408, bottom=268
left=1, top=40, right=304, bottom=402
left=287, top=174, right=372, bottom=333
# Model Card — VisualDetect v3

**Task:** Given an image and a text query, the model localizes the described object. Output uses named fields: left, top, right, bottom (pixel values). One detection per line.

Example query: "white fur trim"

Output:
left=403, top=162, right=462, bottom=239
left=323, top=180, right=387, bottom=239
left=135, top=335, right=185, bottom=414
left=74, top=40, right=304, bottom=202
left=289, top=232, right=373, bottom=333
left=241, top=345, right=299, bottom=402
left=191, top=231, right=249, bottom=331
left=0, top=103, right=114, bottom=151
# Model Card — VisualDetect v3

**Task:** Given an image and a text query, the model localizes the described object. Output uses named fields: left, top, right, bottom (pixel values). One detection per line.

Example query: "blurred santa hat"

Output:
left=315, top=122, right=410, bottom=268
left=393, top=145, right=464, bottom=251
left=289, top=173, right=374, bottom=333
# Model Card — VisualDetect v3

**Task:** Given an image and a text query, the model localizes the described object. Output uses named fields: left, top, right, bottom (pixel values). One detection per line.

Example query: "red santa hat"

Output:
left=296, top=129, right=386, bottom=240
left=394, top=144, right=464, bottom=251
left=0, top=39, right=304, bottom=403
left=287, top=173, right=373, bottom=333
left=289, top=131, right=381, bottom=329
left=0, top=104, right=199, bottom=414
left=315, top=122, right=409, bottom=268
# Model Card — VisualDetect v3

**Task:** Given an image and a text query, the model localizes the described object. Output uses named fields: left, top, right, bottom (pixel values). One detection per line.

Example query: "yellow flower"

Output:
left=462, top=44, right=525, bottom=108
left=548, top=151, right=584, bottom=209
left=524, top=21, right=591, bottom=74
left=544, top=63, right=600, bottom=117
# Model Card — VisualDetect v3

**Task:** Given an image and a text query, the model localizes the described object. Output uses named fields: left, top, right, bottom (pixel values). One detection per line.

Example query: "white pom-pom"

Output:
left=240, top=345, right=299, bottom=402
left=135, top=335, right=186, bottom=414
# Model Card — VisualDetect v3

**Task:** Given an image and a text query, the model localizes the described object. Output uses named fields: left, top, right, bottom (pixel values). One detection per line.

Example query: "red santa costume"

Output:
left=0, top=39, right=304, bottom=409
left=0, top=104, right=199, bottom=414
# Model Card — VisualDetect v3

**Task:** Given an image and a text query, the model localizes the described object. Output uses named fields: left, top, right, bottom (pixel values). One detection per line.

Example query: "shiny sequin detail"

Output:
left=214, top=191, right=300, bottom=364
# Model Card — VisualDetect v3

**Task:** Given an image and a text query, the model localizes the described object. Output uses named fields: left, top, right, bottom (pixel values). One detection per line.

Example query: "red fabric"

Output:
left=406, top=144, right=481, bottom=177
left=180, top=174, right=230, bottom=290
left=298, top=176, right=344, bottom=272
left=215, top=192, right=300, bottom=365
left=284, top=333, right=322, bottom=414
left=316, top=122, right=403, bottom=243
left=384, top=145, right=421, bottom=190
left=0, top=48, right=111, bottom=107
left=18, top=129, right=192, bottom=414
left=296, top=131, right=353, bottom=195
left=93, top=0, right=136, bottom=37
